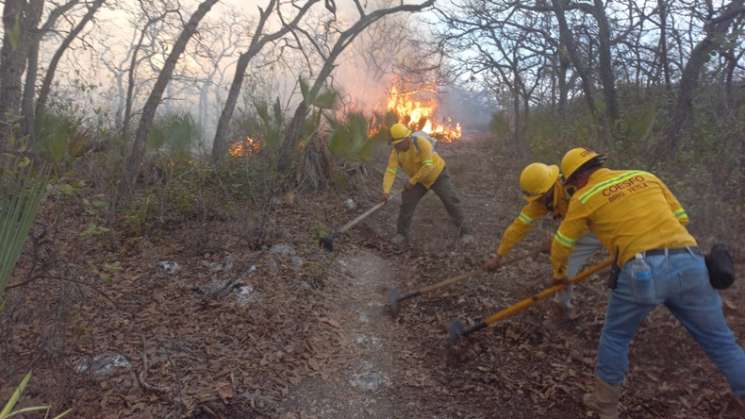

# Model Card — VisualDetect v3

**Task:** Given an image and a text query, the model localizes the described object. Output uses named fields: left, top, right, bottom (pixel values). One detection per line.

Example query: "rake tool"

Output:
left=447, top=258, right=613, bottom=345
left=387, top=247, right=545, bottom=316
left=319, top=199, right=389, bottom=252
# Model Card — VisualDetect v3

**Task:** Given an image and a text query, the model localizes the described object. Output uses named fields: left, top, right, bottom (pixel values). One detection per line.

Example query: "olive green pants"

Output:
left=397, top=168, right=468, bottom=237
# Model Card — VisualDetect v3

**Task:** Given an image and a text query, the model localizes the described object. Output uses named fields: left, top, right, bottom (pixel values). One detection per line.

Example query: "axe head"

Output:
left=387, top=288, right=401, bottom=317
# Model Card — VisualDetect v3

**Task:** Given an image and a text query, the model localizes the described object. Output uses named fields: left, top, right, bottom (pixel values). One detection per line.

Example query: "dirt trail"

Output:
left=279, top=251, right=408, bottom=418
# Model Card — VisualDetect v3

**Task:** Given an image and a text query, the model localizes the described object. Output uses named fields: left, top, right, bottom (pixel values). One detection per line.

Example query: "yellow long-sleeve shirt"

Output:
left=497, top=182, right=569, bottom=256
left=551, top=168, right=693, bottom=278
left=382, top=135, right=445, bottom=193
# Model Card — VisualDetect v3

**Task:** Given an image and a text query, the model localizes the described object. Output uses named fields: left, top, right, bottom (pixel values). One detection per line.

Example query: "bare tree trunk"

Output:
left=723, top=48, right=744, bottom=109
left=593, top=0, right=619, bottom=125
left=277, top=0, right=435, bottom=173
left=557, top=48, right=570, bottom=117
left=661, top=0, right=745, bottom=155
left=122, top=0, right=219, bottom=191
left=35, top=0, right=105, bottom=126
left=551, top=0, right=599, bottom=120
left=20, top=0, right=44, bottom=140
left=511, top=86, right=521, bottom=154
left=122, top=27, right=149, bottom=138
left=20, top=0, right=79, bottom=140
left=659, top=0, right=672, bottom=91
left=211, top=0, right=318, bottom=162
left=0, top=0, right=39, bottom=145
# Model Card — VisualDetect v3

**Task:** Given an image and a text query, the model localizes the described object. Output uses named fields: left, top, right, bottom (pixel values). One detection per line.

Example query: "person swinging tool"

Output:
left=383, top=123, right=473, bottom=246
left=552, top=147, right=745, bottom=419
left=483, top=161, right=603, bottom=322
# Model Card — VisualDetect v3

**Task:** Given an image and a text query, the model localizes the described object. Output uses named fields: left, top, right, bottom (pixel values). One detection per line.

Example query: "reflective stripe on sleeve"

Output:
left=554, top=231, right=576, bottom=248
left=422, top=159, right=433, bottom=166
left=579, top=171, right=644, bottom=204
left=674, top=209, right=687, bottom=219
left=517, top=212, right=533, bottom=224
left=386, top=167, right=397, bottom=174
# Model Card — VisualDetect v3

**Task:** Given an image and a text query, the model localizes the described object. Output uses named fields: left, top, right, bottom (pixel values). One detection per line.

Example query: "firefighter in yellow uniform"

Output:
left=551, top=147, right=745, bottom=419
left=484, top=162, right=602, bottom=320
left=383, top=123, right=472, bottom=245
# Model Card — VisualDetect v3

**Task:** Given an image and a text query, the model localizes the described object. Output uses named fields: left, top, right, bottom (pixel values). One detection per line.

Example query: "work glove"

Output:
left=482, top=255, right=502, bottom=271
left=383, top=192, right=390, bottom=202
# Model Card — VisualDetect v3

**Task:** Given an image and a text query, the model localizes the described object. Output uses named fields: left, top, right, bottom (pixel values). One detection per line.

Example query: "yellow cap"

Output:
left=519, top=163, right=560, bottom=201
left=561, top=147, right=602, bottom=181
left=390, top=123, right=412, bottom=144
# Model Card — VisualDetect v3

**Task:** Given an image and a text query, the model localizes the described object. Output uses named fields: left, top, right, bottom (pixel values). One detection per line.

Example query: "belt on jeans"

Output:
left=643, top=246, right=701, bottom=257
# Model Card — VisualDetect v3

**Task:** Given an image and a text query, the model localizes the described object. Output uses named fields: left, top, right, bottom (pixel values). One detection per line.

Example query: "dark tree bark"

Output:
left=122, top=0, right=219, bottom=191
left=211, top=0, right=318, bottom=162
left=557, top=44, right=570, bottom=117
left=0, top=0, right=42, bottom=145
left=551, top=0, right=598, bottom=120
left=658, top=0, right=672, bottom=90
left=661, top=0, right=745, bottom=155
left=592, top=0, right=619, bottom=124
left=19, top=0, right=46, bottom=140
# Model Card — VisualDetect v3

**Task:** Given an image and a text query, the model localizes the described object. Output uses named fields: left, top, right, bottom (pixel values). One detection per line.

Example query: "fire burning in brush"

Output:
left=384, top=85, right=462, bottom=143
left=228, top=136, right=262, bottom=157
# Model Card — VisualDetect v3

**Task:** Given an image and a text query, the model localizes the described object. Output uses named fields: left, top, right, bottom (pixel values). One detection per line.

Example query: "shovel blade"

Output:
left=447, top=320, right=465, bottom=346
left=387, top=288, right=401, bottom=317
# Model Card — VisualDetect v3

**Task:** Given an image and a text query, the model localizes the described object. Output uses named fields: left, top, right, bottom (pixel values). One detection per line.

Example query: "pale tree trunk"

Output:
left=661, top=0, right=745, bottom=156
left=33, top=0, right=103, bottom=141
left=122, top=0, right=219, bottom=191
left=211, top=0, right=318, bottom=162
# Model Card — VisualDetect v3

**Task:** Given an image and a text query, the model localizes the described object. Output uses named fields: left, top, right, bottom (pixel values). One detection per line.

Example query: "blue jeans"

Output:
left=596, top=250, right=745, bottom=396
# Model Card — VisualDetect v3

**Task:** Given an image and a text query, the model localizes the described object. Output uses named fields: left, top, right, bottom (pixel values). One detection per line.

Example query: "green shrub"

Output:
left=147, top=111, right=201, bottom=160
left=0, top=160, right=48, bottom=310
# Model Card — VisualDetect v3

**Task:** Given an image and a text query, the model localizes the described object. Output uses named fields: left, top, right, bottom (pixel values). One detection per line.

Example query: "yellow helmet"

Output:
left=561, top=147, right=603, bottom=181
left=390, top=123, right=412, bottom=144
left=519, top=163, right=560, bottom=201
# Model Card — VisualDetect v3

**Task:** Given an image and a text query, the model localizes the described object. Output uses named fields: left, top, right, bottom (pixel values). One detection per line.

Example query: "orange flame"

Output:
left=228, top=136, right=262, bottom=157
left=384, top=85, right=462, bottom=143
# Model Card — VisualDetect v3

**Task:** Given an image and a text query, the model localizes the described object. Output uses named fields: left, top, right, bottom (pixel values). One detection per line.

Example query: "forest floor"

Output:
left=1, top=134, right=744, bottom=419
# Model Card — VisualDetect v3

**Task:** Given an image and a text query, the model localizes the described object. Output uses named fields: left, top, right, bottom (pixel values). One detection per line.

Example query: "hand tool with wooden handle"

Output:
left=320, top=199, right=389, bottom=252
left=448, top=258, right=613, bottom=344
left=387, top=247, right=545, bottom=316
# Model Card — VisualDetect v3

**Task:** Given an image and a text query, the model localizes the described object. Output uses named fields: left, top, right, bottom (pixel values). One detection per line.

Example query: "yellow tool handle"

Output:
left=416, top=247, right=545, bottom=295
left=418, top=271, right=473, bottom=294
left=483, top=258, right=613, bottom=327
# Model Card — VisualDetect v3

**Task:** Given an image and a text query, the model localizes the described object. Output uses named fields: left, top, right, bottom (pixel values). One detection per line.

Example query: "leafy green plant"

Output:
left=254, top=97, right=285, bottom=150
left=0, top=161, right=48, bottom=310
left=1, top=371, right=71, bottom=419
left=147, top=112, right=201, bottom=159
left=327, top=112, right=381, bottom=162
left=33, top=111, right=84, bottom=164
